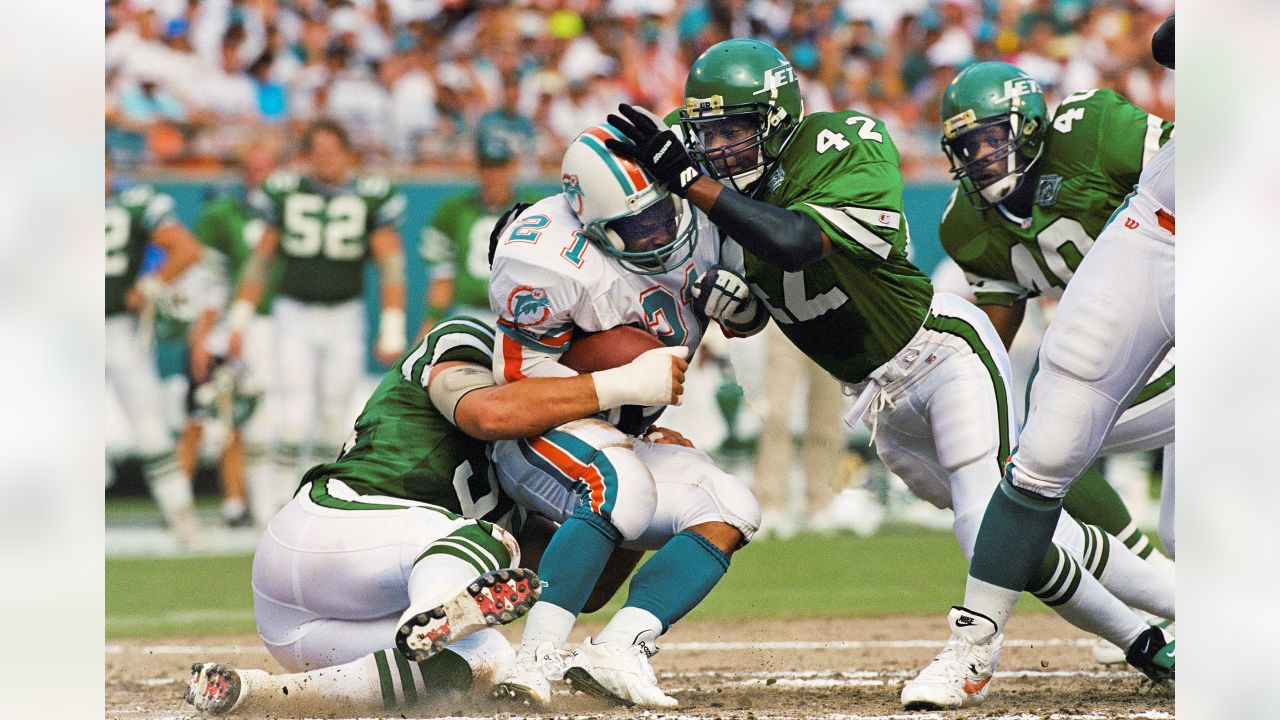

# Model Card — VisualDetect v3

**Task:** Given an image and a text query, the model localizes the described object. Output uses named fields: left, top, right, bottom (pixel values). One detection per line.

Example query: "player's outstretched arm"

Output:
left=605, top=103, right=830, bottom=271
left=224, top=225, right=278, bottom=358
left=431, top=346, right=688, bottom=441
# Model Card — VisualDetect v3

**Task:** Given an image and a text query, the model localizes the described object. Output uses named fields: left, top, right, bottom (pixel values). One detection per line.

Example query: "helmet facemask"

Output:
left=682, top=101, right=796, bottom=196
left=586, top=194, right=698, bottom=276
left=943, top=112, right=1043, bottom=210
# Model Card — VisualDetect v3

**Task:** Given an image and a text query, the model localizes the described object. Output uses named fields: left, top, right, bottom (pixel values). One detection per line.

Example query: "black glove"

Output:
left=1152, top=14, right=1174, bottom=69
left=488, top=201, right=533, bottom=267
left=605, top=104, right=703, bottom=197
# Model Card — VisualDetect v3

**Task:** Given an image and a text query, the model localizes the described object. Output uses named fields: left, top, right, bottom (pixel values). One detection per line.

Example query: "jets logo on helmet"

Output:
left=680, top=39, right=805, bottom=195
left=939, top=61, right=1048, bottom=210
left=561, top=124, right=697, bottom=276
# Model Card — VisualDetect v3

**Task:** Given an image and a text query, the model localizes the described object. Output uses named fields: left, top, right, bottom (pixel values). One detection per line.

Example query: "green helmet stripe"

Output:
left=578, top=133, right=636, bottom=195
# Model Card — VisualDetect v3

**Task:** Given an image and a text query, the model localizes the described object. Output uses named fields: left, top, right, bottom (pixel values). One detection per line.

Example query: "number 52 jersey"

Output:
left=488, top=193, right=721, bottom=382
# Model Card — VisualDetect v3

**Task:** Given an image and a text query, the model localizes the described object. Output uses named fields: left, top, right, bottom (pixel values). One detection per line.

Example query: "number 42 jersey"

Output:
left=488, top=193, right=721, bottom=383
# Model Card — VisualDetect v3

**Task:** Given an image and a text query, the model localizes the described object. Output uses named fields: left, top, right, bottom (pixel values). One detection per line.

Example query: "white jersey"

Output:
left=488, top=193, right=720, bottom=383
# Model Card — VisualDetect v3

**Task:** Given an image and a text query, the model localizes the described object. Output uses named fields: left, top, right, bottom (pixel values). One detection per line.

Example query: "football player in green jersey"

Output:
left=106, top=159, right=205, bottom=549
left=185, top=317, right=689, bottom=716
left=177, top=138, right=284, bottom=528
left=930, top=60, right=1177, bottom=671
left=911, top=37, right=1179, bottom=708
left=418, top=116, right=540, bottom=337
left=607, top=38, right=1175, bottom=708
left=226, top=118, right=409, bottom=521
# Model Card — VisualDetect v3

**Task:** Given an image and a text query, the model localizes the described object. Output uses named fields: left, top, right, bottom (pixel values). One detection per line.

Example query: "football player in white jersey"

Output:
left=487, top=124, right=762, bottom=708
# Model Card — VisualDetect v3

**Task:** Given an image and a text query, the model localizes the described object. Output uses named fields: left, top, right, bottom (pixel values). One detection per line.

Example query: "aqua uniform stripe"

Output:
left=923, top=312, right=1011, bottom=462
left=541, top=428, right=621, bottom=516
left=495, top=320, right=574, bottom=355
left=374, top=650, right=396, bottom=709
left=579, top=132, right=640, bottom=196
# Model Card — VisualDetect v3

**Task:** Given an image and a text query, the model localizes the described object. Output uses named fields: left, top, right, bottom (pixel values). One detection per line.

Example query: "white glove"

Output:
left=690, top=265, right=758, bottom=324
left=591, top=346, right=689, bottom=410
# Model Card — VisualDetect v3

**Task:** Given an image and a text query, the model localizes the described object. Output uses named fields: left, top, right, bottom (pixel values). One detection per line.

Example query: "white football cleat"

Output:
left=396, top=568, right=540, bottom=663
left=901, top=607, right=1002, bottom=710
left=185, top=662, right=260, bottom=715
left=564, top=636, right=678, bottom=708
left=493, top=640, right=570, bottom=707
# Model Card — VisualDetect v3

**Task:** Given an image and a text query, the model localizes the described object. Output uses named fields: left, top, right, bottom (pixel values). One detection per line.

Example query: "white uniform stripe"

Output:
left=802, top=203, right=893, bottom=259
left=400, top=343, right=430, bottom=382
left=446, top=534, right=502, bottom=569
left=840, top=205, right=901, bottom=230
left=432, top=537, right=491, bottom=571
left=1142, top=114, right=1164, bottom=168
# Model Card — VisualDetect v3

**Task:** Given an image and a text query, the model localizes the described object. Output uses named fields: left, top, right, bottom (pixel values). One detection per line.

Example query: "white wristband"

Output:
left=377, top=307, right=407, bottom=355
left=137, top=276, right=165, bottom=301
left=226, top=299, right=255, bottom=333
left=590, top=346, right=688, bottom=410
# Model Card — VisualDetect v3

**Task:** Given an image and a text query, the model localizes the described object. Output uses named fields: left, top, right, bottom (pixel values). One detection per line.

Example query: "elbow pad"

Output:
left=708, top=190, right=824, bottom=272
left=429, top=363, right=497, bottom=427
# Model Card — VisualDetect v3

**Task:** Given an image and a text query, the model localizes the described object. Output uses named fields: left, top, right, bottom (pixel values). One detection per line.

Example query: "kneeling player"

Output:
left=487, top=125, right=761, bottom=708
left=184, top=316, right=688, bottom=715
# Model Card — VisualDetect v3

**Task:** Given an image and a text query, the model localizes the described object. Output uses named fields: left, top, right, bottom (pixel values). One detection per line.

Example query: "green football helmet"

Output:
left=680, top=38, right=805, bottom=194
left=940, top=62, right=1048, bottom=209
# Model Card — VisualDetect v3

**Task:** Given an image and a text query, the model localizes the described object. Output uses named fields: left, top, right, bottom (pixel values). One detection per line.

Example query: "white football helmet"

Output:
left=560, top=124, right=697, bottom=275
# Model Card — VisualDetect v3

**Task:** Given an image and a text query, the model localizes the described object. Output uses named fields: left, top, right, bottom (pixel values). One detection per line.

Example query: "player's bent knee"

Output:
left=1018, top=388, right=1105, bottom=490
left=685, top=472, right=761, bottom=546
left=595, top=445, right=658, bottom=541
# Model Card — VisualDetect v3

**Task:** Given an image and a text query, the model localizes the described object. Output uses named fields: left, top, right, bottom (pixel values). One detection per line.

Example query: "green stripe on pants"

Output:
left=923, top=313, right=1011, bottom=462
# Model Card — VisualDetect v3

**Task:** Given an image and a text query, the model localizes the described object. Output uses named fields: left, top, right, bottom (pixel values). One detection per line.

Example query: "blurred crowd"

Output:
left=106, top=0, right=1174, bottom=180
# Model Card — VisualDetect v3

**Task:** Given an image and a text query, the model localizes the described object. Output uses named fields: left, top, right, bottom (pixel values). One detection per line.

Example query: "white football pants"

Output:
left=489, top=418, right=761, bottom=549
left=1008, top=186, right=1175, bottom=501
left=271, top=297, right=365, bottom=456
left=105, top=314, right=173, bottom=458
left=252, top=479, right=516, bottom=672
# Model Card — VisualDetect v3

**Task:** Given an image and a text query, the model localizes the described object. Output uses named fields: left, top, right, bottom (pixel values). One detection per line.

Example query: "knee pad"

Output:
left=928, top=372, right=1002, bottom=475
left=686, top=470, right=762, bottom=544
left=1015, top=387, right=1104, bottom=496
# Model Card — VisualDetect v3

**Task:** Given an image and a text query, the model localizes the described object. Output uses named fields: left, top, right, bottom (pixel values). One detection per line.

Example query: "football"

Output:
left=560, top=324, right=662, bottom=373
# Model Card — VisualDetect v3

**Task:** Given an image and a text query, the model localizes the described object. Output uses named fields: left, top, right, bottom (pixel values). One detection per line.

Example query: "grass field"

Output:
left=105, top=525, right=1050, bottom=638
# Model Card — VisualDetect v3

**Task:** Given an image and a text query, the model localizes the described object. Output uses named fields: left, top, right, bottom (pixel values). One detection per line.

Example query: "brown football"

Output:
left=560, top=325, right=662, bottom=373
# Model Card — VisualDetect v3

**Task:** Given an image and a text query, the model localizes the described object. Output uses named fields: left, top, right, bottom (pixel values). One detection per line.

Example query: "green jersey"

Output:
left=105, top=184, right=179, bottom=317
left=940, top=88, right=1174, bottom=306
left=745, top=110, right=934, bottom=383
left=300, top=316, right=513, bottom=522
left=194, top=192, right=281, bottom=315
left=420, top=191, right=540, bottom=311
left=251, top=171, right=406, bottom=303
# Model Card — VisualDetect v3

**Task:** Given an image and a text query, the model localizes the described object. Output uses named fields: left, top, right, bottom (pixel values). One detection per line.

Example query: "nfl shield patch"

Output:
left=1035, top=174, right=1063, bottom=207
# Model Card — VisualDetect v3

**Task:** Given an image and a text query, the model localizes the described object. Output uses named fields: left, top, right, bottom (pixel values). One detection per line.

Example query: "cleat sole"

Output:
left=396, top=568, right=540, bottom=663
left=564, top=666, right=636, bottom=708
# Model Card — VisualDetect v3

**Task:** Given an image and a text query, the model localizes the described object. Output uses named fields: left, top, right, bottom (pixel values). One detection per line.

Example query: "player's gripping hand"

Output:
left=605, top=104, right=702, bottom=197
left=591, top=346, right=689, bottom=410
left=691, top=265, right=759, bottom=324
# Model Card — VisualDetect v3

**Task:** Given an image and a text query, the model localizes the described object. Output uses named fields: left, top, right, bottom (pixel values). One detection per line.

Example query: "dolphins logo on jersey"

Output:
left=507, top=285, right=552, bottom=328
left=562, top=173, right=585, bottom=215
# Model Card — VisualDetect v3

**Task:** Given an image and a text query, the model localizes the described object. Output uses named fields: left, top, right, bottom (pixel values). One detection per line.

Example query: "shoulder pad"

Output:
left=355, top=174, right=394, bottom=198
left=263, top=171, right=302, bottom=194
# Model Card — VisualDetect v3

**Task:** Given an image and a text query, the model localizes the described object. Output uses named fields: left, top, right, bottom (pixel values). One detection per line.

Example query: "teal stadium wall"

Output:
left=145, top=179, right=956, bottom=373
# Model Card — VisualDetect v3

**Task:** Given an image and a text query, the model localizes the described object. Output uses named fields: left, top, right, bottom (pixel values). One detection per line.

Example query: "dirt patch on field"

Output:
left=107, top=615, right=1173, bottom=719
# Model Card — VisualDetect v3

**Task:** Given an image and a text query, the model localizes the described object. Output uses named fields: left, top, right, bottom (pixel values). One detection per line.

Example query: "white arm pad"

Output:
left=428, top=362, right=498, bottom=426
left=591, top=346, right=688, bottom=410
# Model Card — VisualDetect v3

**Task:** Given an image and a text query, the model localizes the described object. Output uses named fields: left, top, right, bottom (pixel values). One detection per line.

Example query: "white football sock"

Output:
left=520, top=602, right=576, bottom=648
left=594, top=606, right=663, bottom=647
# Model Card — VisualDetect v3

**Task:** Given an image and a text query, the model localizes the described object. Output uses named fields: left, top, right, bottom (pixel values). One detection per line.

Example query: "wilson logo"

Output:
left=1124, top=218, right=1140, bottom=230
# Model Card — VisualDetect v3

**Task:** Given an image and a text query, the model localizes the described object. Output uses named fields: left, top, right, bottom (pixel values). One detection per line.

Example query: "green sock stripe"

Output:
left=393, top=650, right=418, bottom=707
left=998, top=476, right=1062, bottom=510
left=1094, top=527, right=1111, bottom=578
left=415, top=542, right=490, bottom=576
left=416, top=649, right=474, bottom=699
left=924, top=313, right=1011, bottom=462
left=373, top=650, right=396, bottom=709
left=1040, top=546, right=1076, bottom=599
left=1081, top=522, right=1096, bottom=568
left=432, top=537, right=498, bottom=572
left=1040, top=553, right=1083, bottom=607
left=1029, top=543, right=1068, bottom=595
left=448, top=523, right=511, bottom=568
